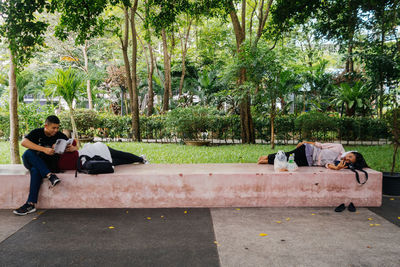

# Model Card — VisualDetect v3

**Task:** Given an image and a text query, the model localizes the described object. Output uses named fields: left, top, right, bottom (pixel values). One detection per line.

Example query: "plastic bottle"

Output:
left=287, top=154, right=296, bottom=172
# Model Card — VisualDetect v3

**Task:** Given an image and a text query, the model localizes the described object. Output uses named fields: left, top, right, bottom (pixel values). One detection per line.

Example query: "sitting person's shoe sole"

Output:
left=48, top=174, right=61, bottom=187
left=13, top=203, right=36, bottom=216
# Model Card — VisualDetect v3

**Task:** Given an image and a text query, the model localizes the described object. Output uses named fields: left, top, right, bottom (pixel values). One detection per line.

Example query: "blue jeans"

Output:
left=22, top=149, right=51, bottom=204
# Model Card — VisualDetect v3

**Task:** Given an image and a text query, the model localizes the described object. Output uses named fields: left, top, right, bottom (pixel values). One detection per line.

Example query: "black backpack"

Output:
left=75, top=155, right=114, bottom=177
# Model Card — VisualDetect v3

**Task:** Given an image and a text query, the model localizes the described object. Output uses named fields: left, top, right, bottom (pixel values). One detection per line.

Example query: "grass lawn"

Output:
left=0, top=142, right=398, bottom=172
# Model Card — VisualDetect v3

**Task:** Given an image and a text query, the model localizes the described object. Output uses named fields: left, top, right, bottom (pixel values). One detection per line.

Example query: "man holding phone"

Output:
left=13, top=115, right=78, bottom=215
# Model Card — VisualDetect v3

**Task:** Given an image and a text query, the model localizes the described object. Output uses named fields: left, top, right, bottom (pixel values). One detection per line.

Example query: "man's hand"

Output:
left=65, top=144, right=78, bottom=153
left=42, top=147, right=55, bottom=155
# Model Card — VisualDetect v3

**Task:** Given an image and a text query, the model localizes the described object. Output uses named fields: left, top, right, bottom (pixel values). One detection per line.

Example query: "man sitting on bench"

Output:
left=13, top=115, right=78, bottom=216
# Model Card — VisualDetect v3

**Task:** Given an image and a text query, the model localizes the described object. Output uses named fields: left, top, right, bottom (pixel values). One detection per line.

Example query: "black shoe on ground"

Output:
left=348, top=202, right=356, bottom=212
left=48, top=174, right=60, bottom=187
left=334, top=203, right=346, bottom=212
left=13, top=203, right=36, bottom=216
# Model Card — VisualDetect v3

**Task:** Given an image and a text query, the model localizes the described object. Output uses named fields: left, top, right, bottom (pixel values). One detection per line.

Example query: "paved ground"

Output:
left=0, top=197, right=399, bottom=267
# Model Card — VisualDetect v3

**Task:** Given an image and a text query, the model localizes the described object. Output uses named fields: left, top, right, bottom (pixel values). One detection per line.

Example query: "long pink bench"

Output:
left=0, top=164, right=382, bottom=209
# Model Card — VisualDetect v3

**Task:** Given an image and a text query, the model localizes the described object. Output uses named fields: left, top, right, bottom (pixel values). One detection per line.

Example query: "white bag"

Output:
left=274, top=151, right=288, bottom=172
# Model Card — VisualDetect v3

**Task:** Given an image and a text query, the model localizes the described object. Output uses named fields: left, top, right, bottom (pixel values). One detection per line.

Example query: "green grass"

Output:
left=0, top=142, right=398, bottom=172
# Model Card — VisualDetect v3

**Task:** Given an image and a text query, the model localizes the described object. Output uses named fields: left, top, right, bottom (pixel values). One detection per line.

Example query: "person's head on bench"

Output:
left=344, top=152, right=368, bottom=170
left=44, top=115, right=60, bottom=137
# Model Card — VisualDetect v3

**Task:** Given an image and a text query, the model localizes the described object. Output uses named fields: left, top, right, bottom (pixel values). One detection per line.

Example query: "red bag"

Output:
left=58, top=140, right=79, bottom=170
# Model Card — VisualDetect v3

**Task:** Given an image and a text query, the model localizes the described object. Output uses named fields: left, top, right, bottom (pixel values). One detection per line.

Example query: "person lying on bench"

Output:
left=257, top=141, right=367, bottom=170
left=13, top=115, right=78, bottom=216
left=58, top=141, right=148, bottom=171
left=258, top=141, right=369, bottom=212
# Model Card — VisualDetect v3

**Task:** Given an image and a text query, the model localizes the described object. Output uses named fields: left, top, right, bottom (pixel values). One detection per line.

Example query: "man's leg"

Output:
left=26, top=167, right=43, bottom=204
left=108, top=147, right=144, bottom=166
left=22, top=149, right=51, bottom=178
left=22, top=149, right=60, bottom=189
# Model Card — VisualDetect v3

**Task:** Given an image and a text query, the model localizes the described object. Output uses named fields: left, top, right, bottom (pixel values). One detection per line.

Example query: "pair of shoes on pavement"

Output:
left=335, top=202, right=356, bottom=212
left=13, top=174, right=60, bottom=216
left=140, top=155, right=149, bottom=164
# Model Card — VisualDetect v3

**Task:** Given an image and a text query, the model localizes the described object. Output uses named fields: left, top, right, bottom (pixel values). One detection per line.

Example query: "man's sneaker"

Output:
left=48, top=174, right=61, bottom=187
left=140, top=155, right=149, bottom=164
left=13, top=203, right=36, bottom=216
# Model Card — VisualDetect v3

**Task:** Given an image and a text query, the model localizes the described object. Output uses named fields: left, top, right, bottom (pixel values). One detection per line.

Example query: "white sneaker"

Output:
left=140, top=155, right=149, bottom=164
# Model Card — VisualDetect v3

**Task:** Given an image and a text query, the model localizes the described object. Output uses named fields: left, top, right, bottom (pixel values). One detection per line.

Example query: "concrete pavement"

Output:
left=0, top=197, right=399, bottom=266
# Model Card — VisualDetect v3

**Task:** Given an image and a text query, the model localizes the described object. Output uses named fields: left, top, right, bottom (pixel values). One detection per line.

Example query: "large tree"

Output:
left=55, top=0, right=141, bottom=141
left=0, top=0, right=50, bottom=164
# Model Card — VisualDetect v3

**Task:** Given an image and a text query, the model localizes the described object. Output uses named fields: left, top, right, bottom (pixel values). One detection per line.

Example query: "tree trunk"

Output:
left=130, top=1, right=140, bottom=141
left=69, top=109, right=80, bottom=148
left=229, top=0, right=255, bottom=144
left=178, top=19, right=193, bottom=97
left=162, top=28, right=171, bottom=113
left=147, top=42, right=155, bottom=116
left=82, top=41, right=93, bottom=109
left=121, top=6, right=133, bottom=118
left=9, top=52, right=21, bottom=164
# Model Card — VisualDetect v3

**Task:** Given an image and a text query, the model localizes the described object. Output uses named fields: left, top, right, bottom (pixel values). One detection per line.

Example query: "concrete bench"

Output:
left=0, top=164, right=382, bottom=209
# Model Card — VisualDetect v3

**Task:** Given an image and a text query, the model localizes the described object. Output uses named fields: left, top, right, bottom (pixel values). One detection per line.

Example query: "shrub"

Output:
left=59, top=109, right=99, bottom=137
left=0, top=113, right=10, bottom=138
left=166, top=106, right=216, bottom=140
left=295, top=112, right=336, bottom=140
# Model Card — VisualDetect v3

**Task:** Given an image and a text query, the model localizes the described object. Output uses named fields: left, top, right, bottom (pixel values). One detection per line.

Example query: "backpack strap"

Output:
left=349, top=166, right=368, bottom=185
left=75, top=155, right=92, bottom=177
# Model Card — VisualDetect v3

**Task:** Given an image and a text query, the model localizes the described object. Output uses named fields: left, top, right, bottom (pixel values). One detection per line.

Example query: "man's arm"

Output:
left=21, top=138, right=55, bottom=155
left=65, top=139, right=79, bottom=152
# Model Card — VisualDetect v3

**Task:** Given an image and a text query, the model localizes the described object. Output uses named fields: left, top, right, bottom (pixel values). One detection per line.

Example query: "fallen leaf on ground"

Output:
left=259, top=233, right=268, bottom=237
left=369, top=224, right=374, bottom=226
left=374, top=224, right=381, bottom=226
left=368, top=218, right=373, bottom=221
left=286, top=218, right=290, bottom=221
left=311, top=213, right=316, bottom=216
left=276, top=221, right=282, bottom=224
left=367, top=246, right=372, bottom=248
left=37, top=211, right=44, bottom=215
left=108, top=226, right=115, bottom=229
left=126, top=211, right=129, bottom=214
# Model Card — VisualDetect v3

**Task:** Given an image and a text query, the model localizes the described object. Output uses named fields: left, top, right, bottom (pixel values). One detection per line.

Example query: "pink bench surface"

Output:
left=0, top=164, right=382, bottom=209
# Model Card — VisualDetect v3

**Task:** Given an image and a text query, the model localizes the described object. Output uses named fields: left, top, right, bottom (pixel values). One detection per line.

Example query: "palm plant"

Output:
left=46, top=68, right=85, bottom=143
left=332, top=81, right=373, bottom=117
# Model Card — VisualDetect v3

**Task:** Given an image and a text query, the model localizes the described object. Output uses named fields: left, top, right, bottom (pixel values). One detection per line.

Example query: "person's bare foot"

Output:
left=257, top=156, right=268, bottom=164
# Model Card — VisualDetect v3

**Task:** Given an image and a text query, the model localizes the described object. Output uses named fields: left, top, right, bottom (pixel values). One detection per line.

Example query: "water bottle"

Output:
left=287, top=154, right=296, bottom=172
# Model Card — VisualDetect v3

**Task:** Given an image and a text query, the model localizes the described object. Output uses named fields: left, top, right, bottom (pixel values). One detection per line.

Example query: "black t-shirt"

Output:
left=25, top=128, right=68, bottom=148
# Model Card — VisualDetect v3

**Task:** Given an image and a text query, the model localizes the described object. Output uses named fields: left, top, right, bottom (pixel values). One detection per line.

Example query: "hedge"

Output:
left=0, top=105, right=390, bottom=142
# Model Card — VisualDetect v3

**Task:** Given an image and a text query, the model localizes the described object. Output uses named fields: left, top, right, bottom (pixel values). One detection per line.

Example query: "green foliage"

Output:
left=46, top=68, right=85, bottom=108
left=0, top=0, right=49, bottom=67
left=166, top=106, right=216, bottom=140
left=59, top=109, right=99, bottom=137
left=295, top=112, right=337, bottom=140
left=97, top=113, right=132, bottom=138
left=0, top=113, right=10, bottom=138
left=18, top=102, right=55, bottom=136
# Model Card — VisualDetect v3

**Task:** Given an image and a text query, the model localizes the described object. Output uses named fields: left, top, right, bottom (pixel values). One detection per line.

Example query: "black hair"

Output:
left=352, top=152, right=368, bottom=170
left=45, top=115, right=60, bottom=125
left=349, top=152, right=369, bottom=185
